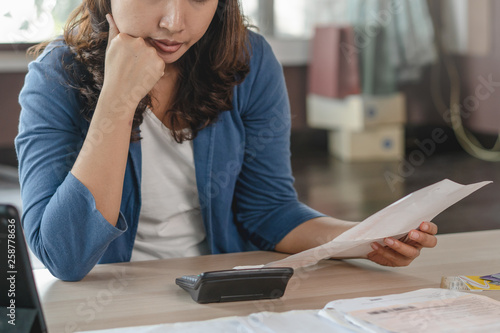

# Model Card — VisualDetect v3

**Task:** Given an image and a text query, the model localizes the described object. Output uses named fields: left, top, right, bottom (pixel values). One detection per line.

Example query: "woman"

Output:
left=15, top=0, right=437, bottom=281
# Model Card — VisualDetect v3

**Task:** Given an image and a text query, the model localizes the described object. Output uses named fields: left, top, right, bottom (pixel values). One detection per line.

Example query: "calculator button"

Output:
left=182, top=275, right=199, bottom=285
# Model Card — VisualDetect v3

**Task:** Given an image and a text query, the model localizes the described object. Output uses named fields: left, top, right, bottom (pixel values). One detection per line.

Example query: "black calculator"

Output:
left=175, top=267, right=294, bottom=303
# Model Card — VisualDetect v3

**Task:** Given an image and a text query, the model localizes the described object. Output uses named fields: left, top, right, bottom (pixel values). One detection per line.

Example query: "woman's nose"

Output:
left=159, top=0, right=185, bottom=33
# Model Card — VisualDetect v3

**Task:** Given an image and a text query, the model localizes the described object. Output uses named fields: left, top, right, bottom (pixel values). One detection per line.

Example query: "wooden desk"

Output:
left=34, top=230, right=500, bottom=332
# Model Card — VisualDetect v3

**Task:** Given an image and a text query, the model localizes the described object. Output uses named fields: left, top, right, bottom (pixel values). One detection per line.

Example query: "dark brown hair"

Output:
left=30, top=0, right=251, bottom=143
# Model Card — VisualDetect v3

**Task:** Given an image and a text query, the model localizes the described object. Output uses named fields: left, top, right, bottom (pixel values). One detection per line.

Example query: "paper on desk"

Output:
left=319, top=288, right=500, bottom=333
left=78, top=310, right=355, bottom=333
left=265, top=179, right=491, bottom=269
left=81, top=289, right=500, bottom=333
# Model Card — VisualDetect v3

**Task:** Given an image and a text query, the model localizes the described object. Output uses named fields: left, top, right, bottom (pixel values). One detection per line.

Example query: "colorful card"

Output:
left=442, top=274, right=500, bottom=291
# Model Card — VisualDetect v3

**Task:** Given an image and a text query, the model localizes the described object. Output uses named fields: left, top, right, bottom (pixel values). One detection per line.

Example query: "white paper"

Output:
left=319, top=288, right=500, bottom=333
left=79, top=310, right=354, bottom=333
left=80, top=289, right=500, bottom=333
left=265, top=179, right=491, bottom=269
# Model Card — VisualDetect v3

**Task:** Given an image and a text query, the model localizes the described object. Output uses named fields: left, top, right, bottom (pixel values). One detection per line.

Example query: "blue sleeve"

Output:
left=234, top=33, right=326, bottom=250
left=15, top=44, right=127, bottom=281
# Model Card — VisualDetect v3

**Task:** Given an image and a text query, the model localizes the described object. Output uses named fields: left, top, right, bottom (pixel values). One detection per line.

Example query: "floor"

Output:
left=2, top=147, right=499, bottom=235
left=0, top=164, right=22, bottom=210
left=291, top=149, right=500, bottom=234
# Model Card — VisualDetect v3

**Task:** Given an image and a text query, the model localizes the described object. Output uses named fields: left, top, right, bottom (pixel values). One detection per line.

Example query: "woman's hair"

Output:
left=30, top=0, right=251, bottom=143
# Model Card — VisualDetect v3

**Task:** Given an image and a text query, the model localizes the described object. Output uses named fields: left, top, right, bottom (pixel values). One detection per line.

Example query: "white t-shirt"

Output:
left=130, top=109, right=210, bottom=261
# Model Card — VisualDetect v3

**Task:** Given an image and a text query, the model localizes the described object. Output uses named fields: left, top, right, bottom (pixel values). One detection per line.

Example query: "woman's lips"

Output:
left=150, top=39, right=183, bottom=54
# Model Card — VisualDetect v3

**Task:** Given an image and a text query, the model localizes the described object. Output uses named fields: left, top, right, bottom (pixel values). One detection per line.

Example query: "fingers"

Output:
left=407, top=230, right=438, bottom=249
left=106, top=14, right=120, bottom=49
left=368, top=238, right=420, bottom=267
left=367, top=221, right=439, bottom=267
left=367, top=221, right=439, bottom=268
left=419, top=221, right=438, bottom=235
left=367, top=245, right=412, bottom=267
left=402, top=221, right=438, bottom=249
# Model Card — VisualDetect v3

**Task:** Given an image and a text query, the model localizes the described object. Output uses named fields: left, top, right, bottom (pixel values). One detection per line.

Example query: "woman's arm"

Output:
left=276, top=218, right=438, bottom=267
left=71, top=14, right=165, bottom=225
left=274, top=216, right=357, bottom=253
left=234, top=32, right=438, bottom=267
left=15, top=15, right=164, bottom=281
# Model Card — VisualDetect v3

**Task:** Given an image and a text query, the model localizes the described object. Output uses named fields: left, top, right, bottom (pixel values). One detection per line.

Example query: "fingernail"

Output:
left=421, top=223, right=428, bottom=231
left=371, top=243, right=379, bottom=250
left=410, top=231, right=419, bottom=240
left=384, top=238, right=394, bottom=246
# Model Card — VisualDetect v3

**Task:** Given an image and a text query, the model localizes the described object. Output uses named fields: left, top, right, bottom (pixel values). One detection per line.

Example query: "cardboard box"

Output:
left=307, top=93, right=406, bottom=131
left=308, top=26, right=361, bottom=98
left=328, top=125, right=405, bottom=161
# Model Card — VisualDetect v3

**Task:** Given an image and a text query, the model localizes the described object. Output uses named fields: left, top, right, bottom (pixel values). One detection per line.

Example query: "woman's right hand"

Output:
left=103, top=14, right=165, bottom=108
left=70, top=14, right=165, bottom=227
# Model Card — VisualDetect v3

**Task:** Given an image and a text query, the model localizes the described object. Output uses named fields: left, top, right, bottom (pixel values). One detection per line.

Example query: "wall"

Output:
left=456, top=0, right=500, bottom=134
left=429, top=0, right=500, bottom=135
left=2, top=0, right=500, bottom=158
left=0, top=73, right=25, bottom=147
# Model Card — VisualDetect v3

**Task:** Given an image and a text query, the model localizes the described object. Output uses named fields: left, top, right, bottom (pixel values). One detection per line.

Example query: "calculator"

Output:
left=175, top=267, right=294, bottom=303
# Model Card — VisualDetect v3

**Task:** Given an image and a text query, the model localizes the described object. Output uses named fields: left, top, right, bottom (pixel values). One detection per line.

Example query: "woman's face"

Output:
left=110, top=0, right=219, bottom=64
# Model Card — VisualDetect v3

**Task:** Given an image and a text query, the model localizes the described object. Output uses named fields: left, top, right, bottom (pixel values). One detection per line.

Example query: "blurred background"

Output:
left=1, top=0, right=499, bottom=240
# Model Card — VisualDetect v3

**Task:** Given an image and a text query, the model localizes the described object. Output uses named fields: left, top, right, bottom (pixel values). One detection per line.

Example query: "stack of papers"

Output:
left=319, top=289, right=500, bottom=333
left=81, top=289, right=500, bottom=333
left=80, top=310, right=352, bottom=333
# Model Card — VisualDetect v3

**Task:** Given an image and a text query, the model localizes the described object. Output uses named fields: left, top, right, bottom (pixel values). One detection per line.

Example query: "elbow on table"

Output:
left=39, top=249, right=94, bottom=281
left=46, top=263, right=91, bottom=282
left=30, top=238, right=98, bottom=281
left=29, top=241, right=94, bottom=281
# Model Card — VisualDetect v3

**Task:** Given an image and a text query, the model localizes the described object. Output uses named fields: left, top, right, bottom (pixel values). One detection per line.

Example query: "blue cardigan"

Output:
left=15, top=31, right=325, bottom=281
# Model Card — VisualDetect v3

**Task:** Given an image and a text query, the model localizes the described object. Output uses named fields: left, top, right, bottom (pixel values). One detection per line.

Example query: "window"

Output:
left=0, top=0, right=337, bottom=44
left=1, top=0, right=82, bottom=43
left=243, top=0, right=350, bottom=39
left=275, top=0, right=349, bottom=38
left=3, top=0, right=258, bottom=44
left=241, top=0, right=259, bottom=26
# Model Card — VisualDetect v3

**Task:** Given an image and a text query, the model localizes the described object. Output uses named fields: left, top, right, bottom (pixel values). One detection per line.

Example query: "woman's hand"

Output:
left=103, top=14, right=165, bottom=108
left=367, top=221, right=438, bottom=267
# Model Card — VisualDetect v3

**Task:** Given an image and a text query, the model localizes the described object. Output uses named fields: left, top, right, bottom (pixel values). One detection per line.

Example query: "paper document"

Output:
left=319, top=288, right=500, bottom=333
left=82, top=288, right=500, bottom=333
left=79, top=310, right=354, bottom=333
left=265, top=179, right=491, bottom=269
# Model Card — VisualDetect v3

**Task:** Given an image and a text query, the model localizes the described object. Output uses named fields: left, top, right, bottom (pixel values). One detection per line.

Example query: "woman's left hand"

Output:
left=367, top=221, right=438, bottom=267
